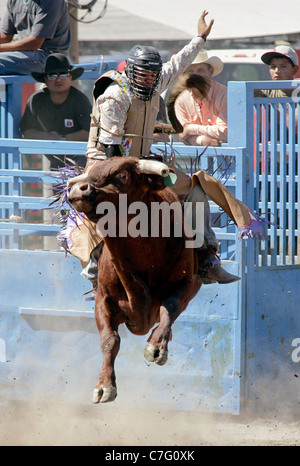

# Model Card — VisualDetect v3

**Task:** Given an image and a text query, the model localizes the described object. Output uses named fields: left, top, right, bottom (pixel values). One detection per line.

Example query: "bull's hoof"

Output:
left=92, top=386, right=117, bottom=404
left=144, top=343, right=168, bottom=366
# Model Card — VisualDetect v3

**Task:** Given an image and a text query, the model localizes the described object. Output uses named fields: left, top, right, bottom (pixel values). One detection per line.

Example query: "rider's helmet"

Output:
left=125, top=45, right=163, bottom=101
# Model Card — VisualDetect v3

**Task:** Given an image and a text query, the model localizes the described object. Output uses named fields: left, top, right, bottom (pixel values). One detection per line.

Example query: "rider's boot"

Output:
left=197, top=246, right=240, bottom=284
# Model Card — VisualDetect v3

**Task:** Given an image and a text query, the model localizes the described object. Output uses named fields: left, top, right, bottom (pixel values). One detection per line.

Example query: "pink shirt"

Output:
left=174, top=80, right=228, bottom=144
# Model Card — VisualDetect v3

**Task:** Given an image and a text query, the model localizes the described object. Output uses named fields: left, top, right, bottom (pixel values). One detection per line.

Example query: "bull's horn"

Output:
left=138, top=159, right=169, bottom=177
left=67, top=173, right=89, bottom=187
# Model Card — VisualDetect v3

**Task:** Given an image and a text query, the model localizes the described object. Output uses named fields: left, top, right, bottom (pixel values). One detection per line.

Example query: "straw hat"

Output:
left=190, top=50, right=224, bottom=77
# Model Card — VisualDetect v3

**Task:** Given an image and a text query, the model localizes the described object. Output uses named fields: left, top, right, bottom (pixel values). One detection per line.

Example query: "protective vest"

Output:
left=86, top=70, right=160, bottom=158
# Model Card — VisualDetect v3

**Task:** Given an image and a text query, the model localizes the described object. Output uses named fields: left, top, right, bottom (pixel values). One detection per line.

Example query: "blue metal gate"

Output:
left=228, top=81, right=300, bottom=414
left=0, top=72, right=299, bottom=415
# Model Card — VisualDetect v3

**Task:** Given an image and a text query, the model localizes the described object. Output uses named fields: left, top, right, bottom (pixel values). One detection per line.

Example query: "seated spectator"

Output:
left=0, top=0, right=70, bottom=75
left=167, top=50, right=227, bottom=146
left=19, top=53, right=92, bottom=169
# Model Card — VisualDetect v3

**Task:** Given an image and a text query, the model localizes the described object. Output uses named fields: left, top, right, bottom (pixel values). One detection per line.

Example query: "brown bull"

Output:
left=68, top=157, right=202, bottom=403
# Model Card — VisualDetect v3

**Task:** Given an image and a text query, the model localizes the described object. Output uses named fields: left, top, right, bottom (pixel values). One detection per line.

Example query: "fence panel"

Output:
left=228, top=80, right=300, bottom=415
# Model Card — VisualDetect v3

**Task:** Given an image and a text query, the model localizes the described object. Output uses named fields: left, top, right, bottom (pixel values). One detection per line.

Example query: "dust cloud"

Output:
left=1, top=314, right=299, bottom=446
left=1, top=398, right=300, bottom=446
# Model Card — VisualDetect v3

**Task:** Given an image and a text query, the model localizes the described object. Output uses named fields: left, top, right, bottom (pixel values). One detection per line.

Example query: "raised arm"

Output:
left=158, top=10, right=214, bottom=92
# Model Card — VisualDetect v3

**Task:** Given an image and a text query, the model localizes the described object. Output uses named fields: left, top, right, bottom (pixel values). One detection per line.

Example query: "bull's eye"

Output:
left=117, top=172, right=128, bottom=181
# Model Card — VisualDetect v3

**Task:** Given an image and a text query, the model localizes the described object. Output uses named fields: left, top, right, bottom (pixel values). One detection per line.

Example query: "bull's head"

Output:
left=68, top=157, right=174, bottom=221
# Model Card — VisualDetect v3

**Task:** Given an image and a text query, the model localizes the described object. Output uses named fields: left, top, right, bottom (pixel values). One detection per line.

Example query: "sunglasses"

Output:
left=46, top=72, right=71, bottom=80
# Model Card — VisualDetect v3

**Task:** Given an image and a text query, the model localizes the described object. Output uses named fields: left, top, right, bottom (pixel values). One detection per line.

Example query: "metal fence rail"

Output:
left=0, top=138, right=246, bottom=262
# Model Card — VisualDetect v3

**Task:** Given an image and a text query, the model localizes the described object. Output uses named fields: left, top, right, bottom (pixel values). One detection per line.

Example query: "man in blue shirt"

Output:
left=0, top=0, right=70, bottom=75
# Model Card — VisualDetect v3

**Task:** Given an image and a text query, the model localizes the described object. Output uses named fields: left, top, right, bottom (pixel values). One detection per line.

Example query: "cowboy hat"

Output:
left=190, top=50, right=224, bottom=77
left=32, top=53, right=84, bottom=83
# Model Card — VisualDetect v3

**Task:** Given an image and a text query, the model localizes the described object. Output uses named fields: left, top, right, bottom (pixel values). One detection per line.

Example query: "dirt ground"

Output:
left=0, top=399, right=299, bottom=446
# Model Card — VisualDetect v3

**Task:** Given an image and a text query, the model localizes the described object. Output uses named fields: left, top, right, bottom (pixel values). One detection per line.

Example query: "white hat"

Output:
left=261, top=46, right=298, bottom=66
left=190, top=50, right=224, bottom=77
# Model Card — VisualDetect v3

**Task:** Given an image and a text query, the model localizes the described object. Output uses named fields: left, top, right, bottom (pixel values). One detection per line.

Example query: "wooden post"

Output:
left=68, top=4, right=79, bottom=64
left=68, top=5, right=80, bottom=89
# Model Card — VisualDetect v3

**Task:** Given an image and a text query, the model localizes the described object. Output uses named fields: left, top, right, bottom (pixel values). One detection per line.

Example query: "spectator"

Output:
left=260, top=45, right=299, bottom=97
left=167, top=50, right=227, bottom=146
left=256, top=46, right=299, bottom=142
left=19, top=53, right=92, bottom=169
left=0, top=0, right=70, bottom=75
left=185, top=49, right=224, bottom=79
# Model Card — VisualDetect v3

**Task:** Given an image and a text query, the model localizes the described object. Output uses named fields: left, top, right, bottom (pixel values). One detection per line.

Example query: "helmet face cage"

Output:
left=125, top=46, right=162, bottom=101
